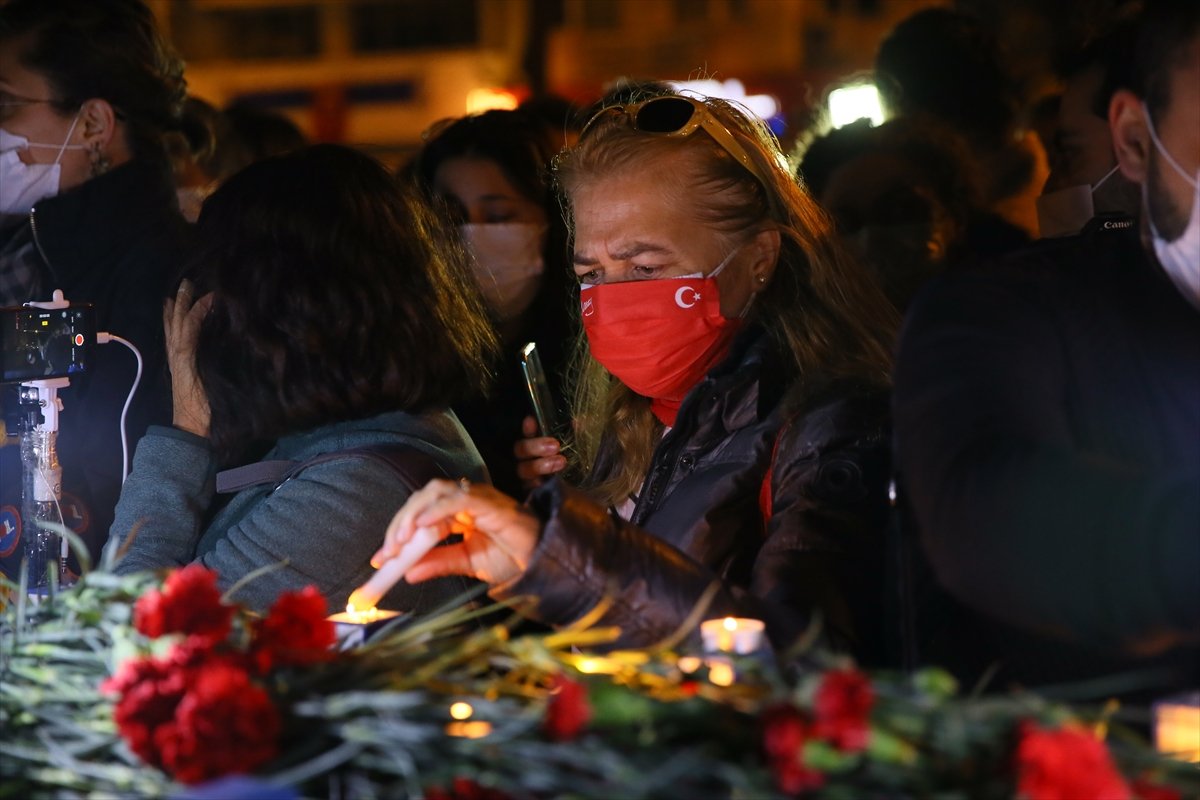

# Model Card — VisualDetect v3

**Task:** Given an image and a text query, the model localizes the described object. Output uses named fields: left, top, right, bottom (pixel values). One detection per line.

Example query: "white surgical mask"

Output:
left=0, top=115, right=86, bottom=217
left=1143, top=103, right=1200, bottom=309
left=1035, top=165, right=1120, bottom=239
left=460, top=222, right=546, bottom=322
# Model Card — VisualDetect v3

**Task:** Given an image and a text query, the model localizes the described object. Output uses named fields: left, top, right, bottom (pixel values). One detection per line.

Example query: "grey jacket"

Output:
left=111, top=409, right=487, bottom=613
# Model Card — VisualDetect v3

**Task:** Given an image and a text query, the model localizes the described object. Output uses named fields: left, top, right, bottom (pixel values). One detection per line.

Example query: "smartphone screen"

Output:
left=0, top=305, right=95, bottom=384
left=520, top=341, right=559, bottom=437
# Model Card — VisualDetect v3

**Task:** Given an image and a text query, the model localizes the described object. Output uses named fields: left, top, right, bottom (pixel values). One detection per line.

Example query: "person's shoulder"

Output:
left=910, top=219, right=1142, bottom=321
left=280, top=409, right=488, bottom=482
left=779, top=379, right=890, bottom=455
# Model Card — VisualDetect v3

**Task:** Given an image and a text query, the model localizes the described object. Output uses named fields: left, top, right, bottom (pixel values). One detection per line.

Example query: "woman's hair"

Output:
left=405, top=109, right=576, bottom=374
left=0, top=0, right=186, bottom=162
left=407, top=109, right=571, bottom=284
left=410, top=109, right=559, bottom=218
left=555, top=93, right=898, bottom=506
left=186, top=144, right=499, bottom=463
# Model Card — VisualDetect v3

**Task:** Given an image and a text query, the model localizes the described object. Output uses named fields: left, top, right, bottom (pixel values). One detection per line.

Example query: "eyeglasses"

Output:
left=580, top=95, right=774, bottom=190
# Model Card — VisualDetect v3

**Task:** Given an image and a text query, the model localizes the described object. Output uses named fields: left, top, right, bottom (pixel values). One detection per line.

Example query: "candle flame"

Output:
left=708, top=661, right=735, bottom=687
left=449, top=702, right=474, bottom=720
left=445, top=720, right=492, bottom=739
left=722, top=616, right=738, bottom=631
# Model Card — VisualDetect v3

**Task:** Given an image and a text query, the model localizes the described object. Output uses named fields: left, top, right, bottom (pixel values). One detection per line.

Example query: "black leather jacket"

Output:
left=495, top=330, right=892, bottom=662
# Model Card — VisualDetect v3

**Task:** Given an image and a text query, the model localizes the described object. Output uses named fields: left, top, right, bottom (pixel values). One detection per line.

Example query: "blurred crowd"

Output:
left=1, top=0, right=1196, bottom=703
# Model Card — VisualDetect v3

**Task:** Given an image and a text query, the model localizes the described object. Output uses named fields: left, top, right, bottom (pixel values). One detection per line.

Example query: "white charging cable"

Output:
left=96, top=333, right=143, bottom=484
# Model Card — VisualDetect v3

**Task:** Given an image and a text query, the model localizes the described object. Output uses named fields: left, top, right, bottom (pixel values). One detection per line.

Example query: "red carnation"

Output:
left=760, top=703, right=824, bottom=795
left=543, top=674, right=591, bottom=741
left=1132, top=779, right=1182, bottom=800
left=250, top=586, right=336, bottom=673
left=812, top=668, right=874, bottom=752
left=133, top=565, right=233, bottom=643
left=158, top=661, right=281, bottom=784
left=424, top=778, right=515, bottom=800
left=105, top=655, right=190, bottom=768
left=761, top=703, right=809, bottom=762
left=1015, top=721, right=1132, bottom=800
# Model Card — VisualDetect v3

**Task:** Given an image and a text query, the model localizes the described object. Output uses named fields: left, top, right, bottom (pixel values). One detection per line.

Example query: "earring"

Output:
left=756, top=275, right=767, bottom=284
left=89, top=144, right=111, bottom=177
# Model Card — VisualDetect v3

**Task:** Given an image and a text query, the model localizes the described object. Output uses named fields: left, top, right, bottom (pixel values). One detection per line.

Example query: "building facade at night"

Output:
left=150, top=0, right=946, bottom=155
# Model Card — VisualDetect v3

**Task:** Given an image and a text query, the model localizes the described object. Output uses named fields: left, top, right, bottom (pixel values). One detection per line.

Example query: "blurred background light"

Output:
left=466, top=87, right=519, bottom=114
left=828, top=83, right=884, bottom=129
left=668, top=78, right=780, bottom=121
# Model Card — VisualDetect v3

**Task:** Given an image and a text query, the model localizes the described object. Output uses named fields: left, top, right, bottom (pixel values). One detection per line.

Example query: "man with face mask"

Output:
left=0, top=0, right=187, bottom=579
left=1036, top=15, right=1143, bottom=238
left=892, top=0, right=1198, bottom=694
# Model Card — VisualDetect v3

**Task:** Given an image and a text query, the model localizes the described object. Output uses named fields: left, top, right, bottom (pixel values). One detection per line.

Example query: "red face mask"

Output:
left=581, top=264, right=743, bottom=426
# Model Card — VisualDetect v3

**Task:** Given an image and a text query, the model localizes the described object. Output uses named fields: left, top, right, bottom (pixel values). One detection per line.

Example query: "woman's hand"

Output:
left=163, top=280, right=213, bottom=438
left=514, top=415, right=567, bottom=489
left=371, top=478, right=539, bottom=587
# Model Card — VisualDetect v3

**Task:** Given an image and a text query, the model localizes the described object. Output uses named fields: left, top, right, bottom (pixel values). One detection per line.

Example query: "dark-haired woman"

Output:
left=405, top=110, right=577, bottom=497
left=111, top=145, right=497, bottom=613
left=0, top=0, right=189, bottom=575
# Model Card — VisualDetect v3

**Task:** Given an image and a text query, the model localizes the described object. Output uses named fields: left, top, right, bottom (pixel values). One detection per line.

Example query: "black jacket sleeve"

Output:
left=492, top=394, right=890, bottom=657
left=893, top=272, right=1200, bottom=652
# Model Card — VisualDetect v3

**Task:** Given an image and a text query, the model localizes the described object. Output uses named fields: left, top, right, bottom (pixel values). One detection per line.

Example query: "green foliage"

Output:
left=2, top=569, right=1197, bottom=800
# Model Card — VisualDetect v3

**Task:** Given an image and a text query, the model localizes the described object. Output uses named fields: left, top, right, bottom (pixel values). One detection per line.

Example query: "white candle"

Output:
left=699, top=616, right=765, bottom=654
left=348, top=525, right=443, bottom=611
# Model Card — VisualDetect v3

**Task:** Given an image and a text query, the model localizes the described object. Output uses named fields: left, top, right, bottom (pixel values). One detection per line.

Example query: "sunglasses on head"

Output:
left=581, top=95, right=773, bottom=189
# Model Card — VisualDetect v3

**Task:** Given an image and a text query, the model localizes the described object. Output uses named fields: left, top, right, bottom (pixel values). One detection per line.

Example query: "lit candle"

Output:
left=349, top=525, right=443, bottom=611
left=445, top=720, right=492, bottom=738
left=1155, top=691, right=1200, bottom=762
left=326, top=604, right=401, bottom=649
left=700, top=616, right=765, bottom=654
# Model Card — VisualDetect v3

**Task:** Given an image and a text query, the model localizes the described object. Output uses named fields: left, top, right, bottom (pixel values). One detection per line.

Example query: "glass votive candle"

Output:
left=1155, top=691, right=1200, bottom=762
left=700, top=616, right=766, bottom=655
left=326, top=605, right=401, bottom=650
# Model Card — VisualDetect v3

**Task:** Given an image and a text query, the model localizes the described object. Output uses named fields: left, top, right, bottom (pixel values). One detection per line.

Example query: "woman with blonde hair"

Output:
left=374, top=92, right=897, bottom=660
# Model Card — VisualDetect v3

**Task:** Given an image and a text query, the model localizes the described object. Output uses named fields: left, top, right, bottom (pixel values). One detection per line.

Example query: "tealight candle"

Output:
left=700, top=616, right=765, bottom=655
left=326, top=604, right=401, bottom=650
left=1155, top=691, right=1200, bottom=763
left=445, top=720, right=492, bottom=739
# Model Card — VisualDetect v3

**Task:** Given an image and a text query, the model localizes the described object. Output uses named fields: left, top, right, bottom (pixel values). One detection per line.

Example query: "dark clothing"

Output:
left=893, top=223, right=1200, bottom=692
left=454, top=289, right=575, bottom=499
left=1, top=160, right=185, bottom=575
left=495, top=330, right=892, bottom=661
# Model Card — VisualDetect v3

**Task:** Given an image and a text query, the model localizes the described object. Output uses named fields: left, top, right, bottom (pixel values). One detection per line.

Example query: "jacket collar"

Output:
left=31, top=159, right=180, bottom=286
left=680, top=325, right=790, bottom=439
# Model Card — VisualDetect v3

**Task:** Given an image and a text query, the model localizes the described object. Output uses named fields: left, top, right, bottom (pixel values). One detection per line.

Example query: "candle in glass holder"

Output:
left=700, top=616, right=765, bottom=654
left=1155, top=691, right=1200, bottom=762
left=326, top=603, right=401, bottom=649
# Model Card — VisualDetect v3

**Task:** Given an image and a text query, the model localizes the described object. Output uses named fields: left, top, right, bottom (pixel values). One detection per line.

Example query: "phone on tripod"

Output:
left=0, top=304, right=95, bottom=384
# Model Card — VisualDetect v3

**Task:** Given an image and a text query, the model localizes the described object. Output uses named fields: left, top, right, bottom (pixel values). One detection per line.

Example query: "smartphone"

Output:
left=0, top=304, right=95, bottom=384
left=520, top=342, right=560, bottom=437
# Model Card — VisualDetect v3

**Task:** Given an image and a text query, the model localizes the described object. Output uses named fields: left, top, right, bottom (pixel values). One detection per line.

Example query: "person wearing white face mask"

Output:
left=1036, top=15, right=1143, bottom=239
left=406, top=109, right=577, bottom=499
left=0, top=0, right=189, bottom=581
left=893, top=0, right=1199, bottom=696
